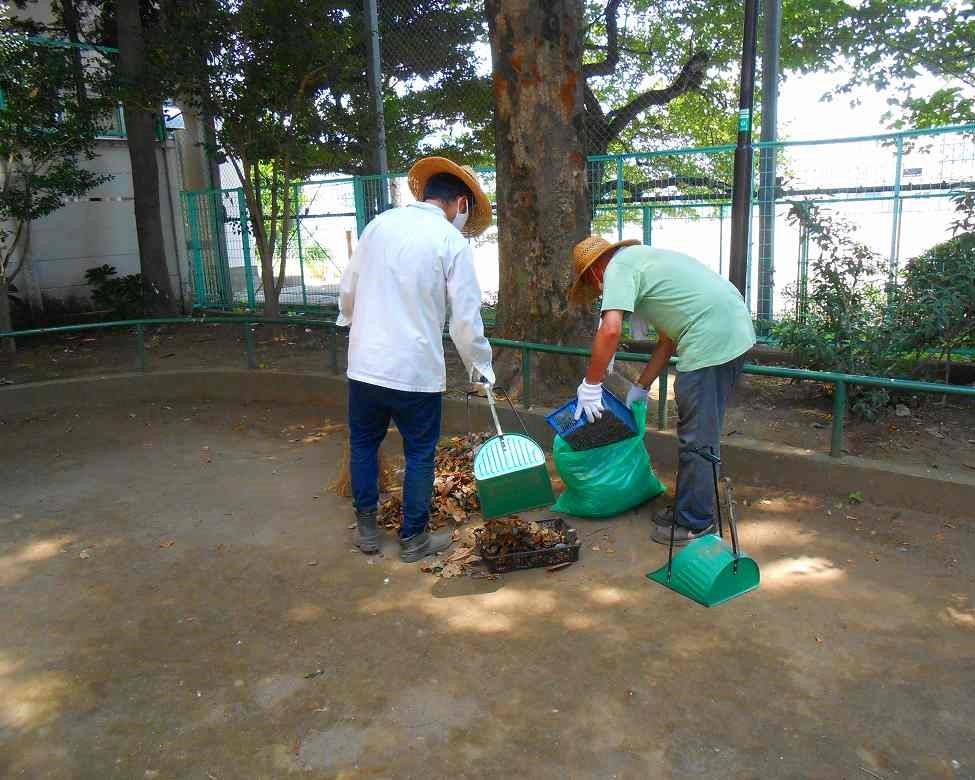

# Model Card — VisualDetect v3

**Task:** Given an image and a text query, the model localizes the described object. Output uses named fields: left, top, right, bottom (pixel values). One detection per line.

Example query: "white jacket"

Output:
left=337, top=202, right=493, bottom=393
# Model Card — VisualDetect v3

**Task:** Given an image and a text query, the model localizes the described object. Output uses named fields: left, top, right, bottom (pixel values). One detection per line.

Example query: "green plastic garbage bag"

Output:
left=551, top=401, right=665, bottom=518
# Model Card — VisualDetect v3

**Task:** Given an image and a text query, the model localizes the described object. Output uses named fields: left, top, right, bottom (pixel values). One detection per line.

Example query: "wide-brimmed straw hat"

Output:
left=408, top=156, right=492, bottom=238
left=568, top=236, right=640, bottom=305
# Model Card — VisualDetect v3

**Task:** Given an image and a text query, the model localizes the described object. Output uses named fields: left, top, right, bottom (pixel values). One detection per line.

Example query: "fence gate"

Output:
left=182, top=190, right=235, bottom=308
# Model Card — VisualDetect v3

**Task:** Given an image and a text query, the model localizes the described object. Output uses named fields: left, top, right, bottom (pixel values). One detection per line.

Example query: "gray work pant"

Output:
left=674, top=355, right=747, bottom=530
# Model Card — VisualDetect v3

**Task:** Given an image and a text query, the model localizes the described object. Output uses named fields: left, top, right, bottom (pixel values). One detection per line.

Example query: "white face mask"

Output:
left=451, top=198, right=469, bottom=232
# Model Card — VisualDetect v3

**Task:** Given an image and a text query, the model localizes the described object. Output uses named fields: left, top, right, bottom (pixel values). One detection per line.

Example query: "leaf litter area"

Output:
left=328, top=431, right=570, bottom=579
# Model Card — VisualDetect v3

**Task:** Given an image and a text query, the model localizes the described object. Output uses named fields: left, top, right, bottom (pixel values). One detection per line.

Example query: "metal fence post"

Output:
left=615, top=156, right=625, bottom=240
left=888, top=134, right=905, bottom=310
left=135, top=323, right=146, bottom=371
left=830, top=380, right=847, bottom=457
left=657, top=365, right=669, bottom=430
left=186, top=193, right=207, bottom=307
left=642, top=206, right=653, bottom=245
left=236, top=188, right=256, bottom=310
left=718, top=204, right=726, bottom=275
left=353, top=177, right=367, bottom=237
left=294, top=184, right=308, bottom=306
left=244, top=323, right=257, bottom=369
left=521, top=347, right=532, bottom=409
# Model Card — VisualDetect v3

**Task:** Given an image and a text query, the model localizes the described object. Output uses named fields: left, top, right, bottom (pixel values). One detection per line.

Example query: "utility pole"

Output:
left=728, top=0, right=760, bottom=296
left=364, top=0, right=389, bottom=211
left=757, top=0, right=781, bottom=322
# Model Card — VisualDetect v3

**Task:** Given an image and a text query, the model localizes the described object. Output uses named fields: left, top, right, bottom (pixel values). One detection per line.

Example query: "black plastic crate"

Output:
left=475, top=518, right=580, bottom=574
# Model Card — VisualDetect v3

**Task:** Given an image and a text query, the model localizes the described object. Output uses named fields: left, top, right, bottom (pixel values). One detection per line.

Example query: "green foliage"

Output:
left=891, top=232, right=975, bottom=383
left=824, top=0, right=975, bottom=127
left=85, top=265, right=145, bottom=319
left=301, top=244, right=333, bottom=281
left=773, top=204, right=898, bottom=420
left=0, top=30, right=112, bottom=276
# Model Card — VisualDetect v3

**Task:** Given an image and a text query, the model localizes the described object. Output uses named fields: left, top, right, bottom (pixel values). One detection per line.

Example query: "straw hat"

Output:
left=568, top=236, right=640, bottom=305
left=407, top=156, right=492, bottom=238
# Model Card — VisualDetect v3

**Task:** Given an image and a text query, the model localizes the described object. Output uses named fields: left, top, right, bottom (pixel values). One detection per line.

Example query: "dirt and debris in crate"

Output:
left=563, top=414, right=633, bottom=451
left=377, top=433, right=490, bottom=531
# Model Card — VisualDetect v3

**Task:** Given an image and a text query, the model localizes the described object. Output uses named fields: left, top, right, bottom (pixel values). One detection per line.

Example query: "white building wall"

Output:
left=26, top=135, right=192, bottom=312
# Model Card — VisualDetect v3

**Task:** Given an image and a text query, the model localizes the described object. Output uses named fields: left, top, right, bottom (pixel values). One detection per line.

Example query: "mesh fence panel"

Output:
left=184, top=127, right=975, bottom=329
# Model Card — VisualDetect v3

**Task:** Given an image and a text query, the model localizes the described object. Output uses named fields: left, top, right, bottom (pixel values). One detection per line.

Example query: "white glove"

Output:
left=574, top=380, right=604, bottom=423
left=469, top=364, right=496, bottom=386
left=625, top=381, right=648, bottom=409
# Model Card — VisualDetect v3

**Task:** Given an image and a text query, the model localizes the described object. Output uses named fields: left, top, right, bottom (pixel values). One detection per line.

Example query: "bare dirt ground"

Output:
left=2, top=399, right=974, bottom=778
left=3, top=323, right=974, bottom=474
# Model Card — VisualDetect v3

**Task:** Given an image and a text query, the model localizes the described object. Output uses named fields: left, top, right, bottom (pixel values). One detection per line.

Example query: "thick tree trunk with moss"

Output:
left=486, top=0, right=591, bottom=389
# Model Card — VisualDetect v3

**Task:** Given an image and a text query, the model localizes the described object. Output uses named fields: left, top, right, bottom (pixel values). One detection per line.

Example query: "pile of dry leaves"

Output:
left=377, top=433, right=488, bottom=531
left=475, top=517, right=563, bottom=557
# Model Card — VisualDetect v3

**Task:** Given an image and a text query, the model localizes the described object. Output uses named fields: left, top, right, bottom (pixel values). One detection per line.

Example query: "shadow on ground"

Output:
left=1, top=401, right=973, bottom=779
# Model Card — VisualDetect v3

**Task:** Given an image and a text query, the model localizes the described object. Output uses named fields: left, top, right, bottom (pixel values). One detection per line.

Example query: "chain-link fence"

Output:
left=183, top=124, right=975, bottom=336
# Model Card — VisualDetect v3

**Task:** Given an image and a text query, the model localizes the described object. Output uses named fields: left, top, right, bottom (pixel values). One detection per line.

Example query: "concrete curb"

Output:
left=4, top=368, right=974, bottom=518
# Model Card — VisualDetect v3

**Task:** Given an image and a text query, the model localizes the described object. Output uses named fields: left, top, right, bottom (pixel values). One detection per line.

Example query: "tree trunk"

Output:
left=486, top=0, right=591, bottom=388
left=0, top=276, right=15, bottom=355
left=116, top=0, right=177, bottom=317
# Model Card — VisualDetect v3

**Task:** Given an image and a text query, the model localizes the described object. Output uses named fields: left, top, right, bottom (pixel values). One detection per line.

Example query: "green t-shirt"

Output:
left=601, top=245, right=756, bottom=372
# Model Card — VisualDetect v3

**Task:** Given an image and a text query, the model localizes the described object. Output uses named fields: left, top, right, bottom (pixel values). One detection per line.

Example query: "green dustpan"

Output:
left=469, top=387, right=554, bottom=519
left=647, top=449, right=760, bottom=607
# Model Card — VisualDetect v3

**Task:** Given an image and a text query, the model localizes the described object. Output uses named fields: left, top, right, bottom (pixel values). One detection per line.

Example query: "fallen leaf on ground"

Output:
left=847, top=491, right=864, bottom=504
left=159, top=539, right=175, bottom=548
left=304, top=669, right=324, bottom=679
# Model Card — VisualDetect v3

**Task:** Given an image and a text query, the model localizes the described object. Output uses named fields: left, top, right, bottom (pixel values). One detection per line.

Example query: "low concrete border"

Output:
left=4, top=368, right=974, bottom=518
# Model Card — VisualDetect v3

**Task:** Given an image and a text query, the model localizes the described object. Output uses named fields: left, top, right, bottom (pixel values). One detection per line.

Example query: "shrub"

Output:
left=773, top=204, right=899, bottom=421
left=892, top=232, right=975, bottom=384
left=84, top=265, right=144, bottom=320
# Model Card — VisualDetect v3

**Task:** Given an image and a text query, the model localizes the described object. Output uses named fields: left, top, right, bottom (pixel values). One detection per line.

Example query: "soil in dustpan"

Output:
left=563, top=414, right=633, bottom=451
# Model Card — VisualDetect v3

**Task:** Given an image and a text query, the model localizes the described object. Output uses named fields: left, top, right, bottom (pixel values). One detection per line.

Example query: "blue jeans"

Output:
left=348, top=379, right=443, bottom=539
left=674, top=355, right=747, bottom=531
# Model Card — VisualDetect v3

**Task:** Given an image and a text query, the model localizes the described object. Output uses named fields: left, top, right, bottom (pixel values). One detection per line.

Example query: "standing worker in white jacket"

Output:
left=337, top=157, right=495, bottom=562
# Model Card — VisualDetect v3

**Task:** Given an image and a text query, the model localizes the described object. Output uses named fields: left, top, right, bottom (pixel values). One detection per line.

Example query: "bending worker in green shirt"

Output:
left=568, top=236, right=756, bottom=545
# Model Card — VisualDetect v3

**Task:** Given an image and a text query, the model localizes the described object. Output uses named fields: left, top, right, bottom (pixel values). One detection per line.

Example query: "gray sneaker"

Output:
left=399, top=529, right=453, bottom=563
left=355, top=509, right=380, bottom=555
left=651, top=521, right=714, bottom=547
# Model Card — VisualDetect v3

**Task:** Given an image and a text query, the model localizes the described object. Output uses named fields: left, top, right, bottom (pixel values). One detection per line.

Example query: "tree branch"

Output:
left=582, top=0, right=623, bottom=78
left=606, top=50, right=710, bottom=139
left=584, top=82, right=605, bottom=120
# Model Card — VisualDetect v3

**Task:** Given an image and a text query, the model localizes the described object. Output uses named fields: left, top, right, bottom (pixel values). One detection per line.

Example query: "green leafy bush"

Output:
left=892, top=232, right=975, bottom=384
left=85, top=265, right=144, bottom=320
left=773, top=205, right=899, bottom=421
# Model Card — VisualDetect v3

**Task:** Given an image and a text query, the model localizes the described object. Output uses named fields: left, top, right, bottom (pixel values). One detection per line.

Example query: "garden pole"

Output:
left=728, top=0, right=760, bottom=295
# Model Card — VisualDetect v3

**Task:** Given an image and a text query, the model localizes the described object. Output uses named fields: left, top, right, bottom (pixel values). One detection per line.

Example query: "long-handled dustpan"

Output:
left=647, top=448, right=759, bottom=607
left=468, top=386, right=554, bottom=519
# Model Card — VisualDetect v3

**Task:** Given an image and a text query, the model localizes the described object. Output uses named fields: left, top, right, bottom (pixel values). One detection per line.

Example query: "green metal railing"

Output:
left=4, top=317, right=975, bottom=459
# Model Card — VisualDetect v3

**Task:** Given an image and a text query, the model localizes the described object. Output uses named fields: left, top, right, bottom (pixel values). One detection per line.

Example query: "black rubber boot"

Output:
left=356, top=509, right=380, bottom=554
left=399, top=529, right=453, bottom=563
left=653, top=505, right=675, bottom=526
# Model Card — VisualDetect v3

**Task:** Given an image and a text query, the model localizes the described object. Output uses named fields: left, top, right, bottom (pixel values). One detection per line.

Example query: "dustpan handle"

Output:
left=485, top=385, right=504, bottom=439
left=722, top=476, right=742, bottom=573
left=466, top=386, right=532, bottom=438
left=496, top=388, right=532, bottom=436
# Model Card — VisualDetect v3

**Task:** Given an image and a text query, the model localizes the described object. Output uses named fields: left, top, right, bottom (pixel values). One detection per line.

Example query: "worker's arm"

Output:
left=575, top=310, right=625, bottom=423
left=623, top=333, right=676, bottom=408
left=585, top=310, right=624, bottom=384
left=637, top=334, right=676, bottom=388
